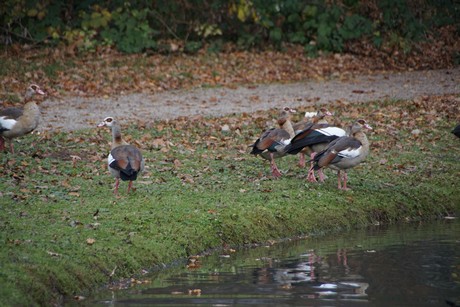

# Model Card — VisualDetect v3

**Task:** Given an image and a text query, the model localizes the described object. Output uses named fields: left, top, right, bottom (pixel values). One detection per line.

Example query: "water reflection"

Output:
left=86, top=219, right=460, bottom=306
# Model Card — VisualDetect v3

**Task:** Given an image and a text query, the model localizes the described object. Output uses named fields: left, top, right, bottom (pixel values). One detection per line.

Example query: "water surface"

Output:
left=86, top=219, right=460, bottom=306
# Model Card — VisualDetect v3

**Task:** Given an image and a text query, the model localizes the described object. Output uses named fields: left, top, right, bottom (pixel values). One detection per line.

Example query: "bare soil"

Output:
left=39, top=68, right=460, bottom=132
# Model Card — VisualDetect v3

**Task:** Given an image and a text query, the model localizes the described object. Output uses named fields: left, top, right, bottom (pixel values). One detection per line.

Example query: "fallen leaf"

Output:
left=47, top=251, right=61, bottom=257
left=188, top=289, right=201, bottom=296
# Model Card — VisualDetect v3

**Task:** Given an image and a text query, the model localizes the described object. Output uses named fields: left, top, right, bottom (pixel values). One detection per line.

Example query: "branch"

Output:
left=1, top=24, right=40, bottom=44
left=150, top=10, right=181, bottom=40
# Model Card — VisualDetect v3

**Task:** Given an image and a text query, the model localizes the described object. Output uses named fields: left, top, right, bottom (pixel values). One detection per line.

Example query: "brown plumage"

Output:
left=250, top=107, right=296, bottom=178
left=291, top=108, right=332, bottom=172
left=311, top=119, right=372, bottom=190
left=289, top=108, right=347, bottom=182
left=98, top=117, right=145, bottom=195
left=292, top=107, right=331, bottom=134
left=0, top=84, right=45, bottom=153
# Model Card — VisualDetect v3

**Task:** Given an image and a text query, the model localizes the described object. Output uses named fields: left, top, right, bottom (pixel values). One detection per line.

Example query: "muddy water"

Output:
left=84, top=218, right=459, bottom=306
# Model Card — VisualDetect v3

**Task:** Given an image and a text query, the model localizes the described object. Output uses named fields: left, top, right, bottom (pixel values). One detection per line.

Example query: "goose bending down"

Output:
left=288, top=111, right=346, bottom=182
left=250, top=107, right=296, bottom=178
left=292, top=108, right=331, bottom=134
left=291, top=108, right=333, bottom=169
left=98, top=117, right=145, bottom=195
left=0, top=84, right=45, bottom=153
left=311, top=119, right=372, bottom=190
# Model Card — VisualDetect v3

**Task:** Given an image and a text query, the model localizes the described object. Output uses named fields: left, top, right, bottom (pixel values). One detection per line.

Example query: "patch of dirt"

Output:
left=39, top=68, right=460, bottom=132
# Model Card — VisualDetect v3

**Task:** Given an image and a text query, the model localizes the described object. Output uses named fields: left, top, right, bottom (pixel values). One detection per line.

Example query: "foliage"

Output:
left=100, top=6, right=157, bottom=53
left=0, top=94, right=459, bottom=305
left=0, top=0, right=458, bottom=54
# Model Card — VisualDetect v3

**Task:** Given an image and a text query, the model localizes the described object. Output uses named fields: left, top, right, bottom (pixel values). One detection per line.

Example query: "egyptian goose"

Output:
left=311, top=119, right=372, bottom=190
left=288, top=111, right=346, bottom=182
left=250, top=107, right=296, bottom=178
left=0, top=84, right=45, bottom=153
left=292, top=108, right=330, bottom=134
left=291, top=108, right=333, bottom=169
left=452, top=124, right=460, bottom=138
left=98, top=117, right=145, bottom=195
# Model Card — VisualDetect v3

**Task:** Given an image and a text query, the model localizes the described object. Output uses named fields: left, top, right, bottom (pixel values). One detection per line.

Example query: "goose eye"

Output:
left=106, top=117, right=113, bottom=123
left=283, top=107, right=290, bottom=111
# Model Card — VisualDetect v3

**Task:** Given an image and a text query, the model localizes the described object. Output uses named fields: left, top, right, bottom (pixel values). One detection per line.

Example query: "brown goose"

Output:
left=0, top=84, right=45, bottom=153
left=250, top=107, right=296, bottom=178
left=291, top=108, right=333, bottom=169
left=98, top=117, right=145, bottom=195
left=311, top=119, right=372, bottom=190
left=292, top=108, right=330, bottom=134
left=288, top=109, right=346, bottom=182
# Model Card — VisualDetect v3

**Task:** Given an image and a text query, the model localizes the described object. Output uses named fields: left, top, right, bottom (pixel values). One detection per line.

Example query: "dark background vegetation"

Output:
left=1, top=0, right=459, bottom=56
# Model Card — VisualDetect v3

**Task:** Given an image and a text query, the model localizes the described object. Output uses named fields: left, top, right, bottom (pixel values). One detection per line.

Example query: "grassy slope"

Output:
left=0, top=97, right=459, bottom=305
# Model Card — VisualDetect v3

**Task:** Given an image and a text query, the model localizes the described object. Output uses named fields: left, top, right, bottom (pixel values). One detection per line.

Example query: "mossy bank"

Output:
left=0, top=96, right=459, bottom=306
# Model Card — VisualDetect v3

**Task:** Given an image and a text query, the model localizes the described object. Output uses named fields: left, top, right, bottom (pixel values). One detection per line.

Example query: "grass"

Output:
left=0, top=96, right=459, bottom=305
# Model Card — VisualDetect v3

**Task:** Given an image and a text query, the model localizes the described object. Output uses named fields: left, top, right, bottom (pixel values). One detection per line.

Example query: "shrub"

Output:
left=0, top=0, right=458, bottom=55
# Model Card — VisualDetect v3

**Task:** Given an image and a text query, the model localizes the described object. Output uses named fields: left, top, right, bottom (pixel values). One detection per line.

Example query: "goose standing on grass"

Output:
left=98, top=117, right=145, bottom=195
left=311, top=119, right=372, bottom=190
left=291, top=108, right=333, bottom=169
left=0, top=84, right=45, bottom=153
left=250, top=107, right=296, bottom=178
left=288, top=110, right=346, bottom=182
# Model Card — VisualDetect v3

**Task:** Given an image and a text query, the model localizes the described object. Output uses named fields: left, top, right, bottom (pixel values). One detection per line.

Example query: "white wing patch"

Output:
left=316, top=127, right=347, bottom=137
left=304, top=112, right=317, bottom=119
left=0, top=117, right=17, bottom=130
left=338, top=146, right=362, bottom=158
left=280, top=138, right=292, bottom=145
left=107, top=153, right=116, bottom=165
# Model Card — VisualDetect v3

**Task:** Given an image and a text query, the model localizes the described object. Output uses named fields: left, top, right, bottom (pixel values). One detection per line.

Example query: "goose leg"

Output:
left=337, top=170, right=342, bottom=190
left=127, top=181, right=134, bottom=193
left=0, top=137, right=5, bottom=151
left=298, top=153, right=306, bottom=168
left=307, top=166, right=317, bottom=182
left=114, top=178, right=120, bottom=195
left=318, top=169, right=326, bottom=183
left=9, top=142, right=15, bottom=154
left=270, top=153, right=282, bottom=178
left=342, top=171, right=350, bottom=190
left=306, top=152, right=317, bottom=182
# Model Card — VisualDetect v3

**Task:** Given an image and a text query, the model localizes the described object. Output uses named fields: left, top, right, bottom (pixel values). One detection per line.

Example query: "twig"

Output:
left=1, top=26, right=40, bottom=44
left=150, top=10, right=181, bottom=41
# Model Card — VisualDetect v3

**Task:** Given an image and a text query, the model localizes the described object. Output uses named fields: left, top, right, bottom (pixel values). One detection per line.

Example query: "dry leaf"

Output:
left=86, top=238, right=96, bottom=245
left=47, top=251, right=61, bottom=257
left=188, top=289, right=201, bottom=296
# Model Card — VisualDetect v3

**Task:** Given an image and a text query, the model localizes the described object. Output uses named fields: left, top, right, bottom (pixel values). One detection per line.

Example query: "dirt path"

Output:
left=39, top=68, right=460, bottom=131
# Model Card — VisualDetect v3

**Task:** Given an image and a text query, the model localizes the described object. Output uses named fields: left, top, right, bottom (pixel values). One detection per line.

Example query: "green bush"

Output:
left=0, top=0, right=458, bottom=54
left=100, top=6, right=157, bottom=53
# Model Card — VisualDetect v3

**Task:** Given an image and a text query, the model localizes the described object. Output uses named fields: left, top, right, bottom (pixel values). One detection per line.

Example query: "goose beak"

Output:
left=364, top=123, right=373, bottom=130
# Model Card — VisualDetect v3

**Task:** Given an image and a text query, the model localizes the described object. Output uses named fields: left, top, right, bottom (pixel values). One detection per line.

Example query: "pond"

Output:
left=84, top=218, right=459, bottom=306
